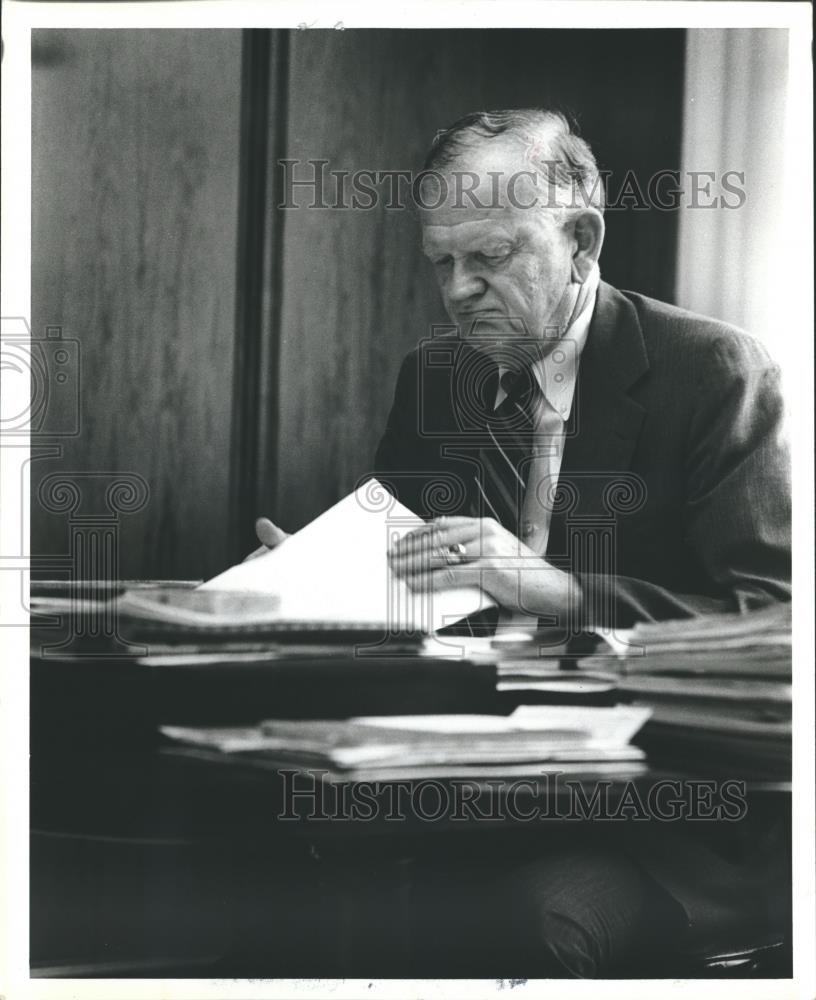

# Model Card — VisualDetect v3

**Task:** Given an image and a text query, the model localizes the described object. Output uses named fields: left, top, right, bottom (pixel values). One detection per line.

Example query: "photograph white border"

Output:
left=2, top=3, right=813, bottom=998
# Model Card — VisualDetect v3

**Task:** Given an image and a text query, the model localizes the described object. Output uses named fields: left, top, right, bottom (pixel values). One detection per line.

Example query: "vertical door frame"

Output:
left=229, top=28, right=290, bottom=559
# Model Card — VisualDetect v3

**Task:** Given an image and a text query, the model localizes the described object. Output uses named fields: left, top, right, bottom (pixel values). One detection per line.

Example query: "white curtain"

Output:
left=675, top=29, right=792, bottom=368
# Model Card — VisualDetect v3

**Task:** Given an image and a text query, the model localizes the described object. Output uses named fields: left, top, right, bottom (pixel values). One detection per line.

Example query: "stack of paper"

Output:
left=438, top=633, right=618, bottom=696
left=496, top=657, right=617, bottom=695
left=30, top=587, right=422, bottom=650
left=614, top=675, right=791, bottom=730
left=199, top=479, right=493, bottom=633
left=579, top=603, right=792, bottom=778
left=593, top=601, right=792, bottom=676
left=161, top=705, right=651, bottom=780
left=114, top=588, right=283, bottom=628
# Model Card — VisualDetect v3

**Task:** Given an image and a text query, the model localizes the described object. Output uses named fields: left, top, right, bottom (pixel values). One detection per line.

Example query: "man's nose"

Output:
left=446, top=261, right=485, bottom=305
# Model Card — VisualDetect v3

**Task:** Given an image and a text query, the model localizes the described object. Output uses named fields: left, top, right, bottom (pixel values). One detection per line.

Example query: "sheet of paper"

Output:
left=511, top=704, right=652, bottom=746
left=352, top=714, right=525, bottom=733
left=200, top=479, right=493, bottom=632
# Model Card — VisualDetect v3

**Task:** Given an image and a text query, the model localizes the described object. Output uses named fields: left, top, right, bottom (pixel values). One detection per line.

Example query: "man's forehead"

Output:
left=420, top=212, right=517, bottom=251
left=416, top=138, right=557, bottom=224
left=448, top=133, right=544, bottom=177
left=419, top=191, right=554, bottom=253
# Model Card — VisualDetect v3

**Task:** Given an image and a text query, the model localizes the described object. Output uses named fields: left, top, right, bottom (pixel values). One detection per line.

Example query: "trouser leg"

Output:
left=506, top=845, right=687, bottom=977
left=407, top=838, right=686, bottom=977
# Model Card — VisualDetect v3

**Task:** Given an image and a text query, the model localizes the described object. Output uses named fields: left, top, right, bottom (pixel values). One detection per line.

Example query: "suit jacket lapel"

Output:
left=547, top=282, right=650, bottom=557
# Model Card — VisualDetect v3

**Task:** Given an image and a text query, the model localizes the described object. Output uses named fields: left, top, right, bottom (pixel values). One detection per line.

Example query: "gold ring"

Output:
left=444, top=542, right=467, bottom=565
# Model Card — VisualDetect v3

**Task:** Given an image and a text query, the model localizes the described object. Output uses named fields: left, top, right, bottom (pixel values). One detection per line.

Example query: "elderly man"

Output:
left=252, top=109, right=790, bottom=976
left=377, top=108, right=790, bottom=633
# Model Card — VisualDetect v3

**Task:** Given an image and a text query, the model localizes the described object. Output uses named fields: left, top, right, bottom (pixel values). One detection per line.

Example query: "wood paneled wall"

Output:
left=272, top=29, right=685, bottom=532
left=31, top=28, right=685, bottom=576
left=31, top=30, right=242, bottom=579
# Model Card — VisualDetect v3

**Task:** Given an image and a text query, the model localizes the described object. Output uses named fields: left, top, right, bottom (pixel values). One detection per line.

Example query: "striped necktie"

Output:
left=475, top=367, right=542, bottom=535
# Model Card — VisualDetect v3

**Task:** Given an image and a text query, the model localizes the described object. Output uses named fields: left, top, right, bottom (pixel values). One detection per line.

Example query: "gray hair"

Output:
left=422, top=108, right=605, bottom=212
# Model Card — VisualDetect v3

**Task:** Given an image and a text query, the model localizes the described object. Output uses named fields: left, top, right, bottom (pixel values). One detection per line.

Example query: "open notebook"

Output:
left=198, top=479, right=494, bottom=633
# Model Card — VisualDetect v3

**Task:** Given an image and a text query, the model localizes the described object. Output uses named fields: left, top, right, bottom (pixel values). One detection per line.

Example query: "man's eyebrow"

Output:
left=421, top=243, right=445, bottom=258
left=422, top=233, right=514, bottom=252
left=421, top=236, right=456, bottom=255
left=477, top=237, right=516, bottom=252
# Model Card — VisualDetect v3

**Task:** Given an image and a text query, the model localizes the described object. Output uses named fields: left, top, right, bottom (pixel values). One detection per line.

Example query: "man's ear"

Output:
left=570, top=209, right=605, bottom=282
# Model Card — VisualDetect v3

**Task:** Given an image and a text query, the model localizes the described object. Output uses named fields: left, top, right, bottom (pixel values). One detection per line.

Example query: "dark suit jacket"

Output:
left=374, top=281, right=791, bottom=628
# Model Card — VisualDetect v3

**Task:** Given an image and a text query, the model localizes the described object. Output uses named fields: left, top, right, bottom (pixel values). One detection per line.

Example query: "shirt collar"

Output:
left=494, top=265, right=599, bottom=419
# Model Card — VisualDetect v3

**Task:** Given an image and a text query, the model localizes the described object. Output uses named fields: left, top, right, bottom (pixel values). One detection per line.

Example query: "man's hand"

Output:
left=388, top=516, right=579, bottom=619
left=243, top=517, right=291, bottom=561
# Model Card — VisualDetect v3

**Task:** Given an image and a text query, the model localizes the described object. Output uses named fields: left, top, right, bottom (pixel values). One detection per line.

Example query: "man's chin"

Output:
left=462, top=324, right=544, bottom=365
left=457, top=314, right=510, bottom=333
left=456, top=314, right=536, bottom=340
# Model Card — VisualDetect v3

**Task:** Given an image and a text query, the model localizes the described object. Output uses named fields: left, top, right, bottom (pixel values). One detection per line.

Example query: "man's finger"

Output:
left=255, top=517, right=288, bottom=549
left=400, top=564, right=484, bottom=593
left=390, top=541, right=477, bottom=573
left=391, top=519, right=483, bottom=555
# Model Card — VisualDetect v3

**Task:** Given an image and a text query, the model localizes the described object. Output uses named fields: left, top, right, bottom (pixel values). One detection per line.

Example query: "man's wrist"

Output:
left=566, top=571, right=584, bottom=632
left=522, top=565, right=581, bottom=623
